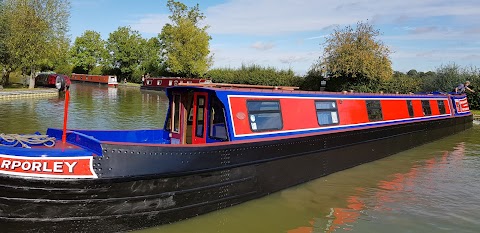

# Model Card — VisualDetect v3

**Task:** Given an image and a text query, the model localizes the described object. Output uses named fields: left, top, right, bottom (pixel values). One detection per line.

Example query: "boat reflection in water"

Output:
left=287, top=142, right=468, bottom=233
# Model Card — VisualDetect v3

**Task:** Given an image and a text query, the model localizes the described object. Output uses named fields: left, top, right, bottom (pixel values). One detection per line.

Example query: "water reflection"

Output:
left=0, top=84, right=168, bottom=134
left=286, top=140, right=478, bottom=233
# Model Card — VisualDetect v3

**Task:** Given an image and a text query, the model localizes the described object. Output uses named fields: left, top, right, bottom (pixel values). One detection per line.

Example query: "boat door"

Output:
left=192, top=92, right=208, bottom=144
left=170, top=93, right=186, bottom=144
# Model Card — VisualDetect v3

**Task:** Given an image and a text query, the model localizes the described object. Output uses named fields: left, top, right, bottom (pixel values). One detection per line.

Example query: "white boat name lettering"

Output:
left=0, top=160, right=77, bottom=173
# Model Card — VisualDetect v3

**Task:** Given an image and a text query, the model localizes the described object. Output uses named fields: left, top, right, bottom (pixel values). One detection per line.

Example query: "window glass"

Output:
left=195, top=96, right=205, bottom=137
left=437, top=100, right=446, bottom=114
left=407, top=100, right=414, bottom=117
left=366, top=100, right=383, bottom=121
left=421, top=100, right=431, bottom=116
left=247, top=100, right=282, bottom=131
left=315, top=100, right=339, bottom=125
left=172, top=95, right=180, bottom=133
left=210, top=98, right=228, bottom=140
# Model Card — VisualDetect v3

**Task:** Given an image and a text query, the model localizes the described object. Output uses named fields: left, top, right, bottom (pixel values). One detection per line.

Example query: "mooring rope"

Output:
left=0, top=133, right=56, bottom=148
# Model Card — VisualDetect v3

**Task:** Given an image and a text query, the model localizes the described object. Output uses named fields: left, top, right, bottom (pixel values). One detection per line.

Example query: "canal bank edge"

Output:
left=0, top=89, right=58, bottom=100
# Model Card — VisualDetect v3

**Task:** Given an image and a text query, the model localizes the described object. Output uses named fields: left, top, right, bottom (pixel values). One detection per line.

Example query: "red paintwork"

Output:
left=412, top=100, right=424, bottom=117
left=430, top=100, right=440, bottom=115
left=192, top=92, right=208, bottom=144
left=382, top=100, right=409, bottom=120
left=444, top=100, right=451, bottom=114
left=281, top=99, right=318, bottom=131
left=229, top=96, right=453, bottom=137
left=338, top=100, right=369, bottom=124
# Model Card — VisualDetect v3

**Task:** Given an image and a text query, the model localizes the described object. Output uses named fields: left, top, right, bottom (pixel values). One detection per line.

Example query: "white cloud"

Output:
left=250, top=41, right=275, bottom=51
left=130, top=14, right=169, bottom=34
left=203, top=0, right=480, bottom=35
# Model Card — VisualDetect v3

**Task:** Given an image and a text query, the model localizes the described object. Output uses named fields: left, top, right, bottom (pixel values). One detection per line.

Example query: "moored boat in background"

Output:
left=140, top=76, right=211, bottom=91
left=0, top=83, right=473, bottom=232
left=34, top=73, right=71, bottom=91
left=70, top=73, right=118, bottom=87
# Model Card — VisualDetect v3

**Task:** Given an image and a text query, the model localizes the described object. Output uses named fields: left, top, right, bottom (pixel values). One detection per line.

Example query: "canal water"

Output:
left=0, top=84, right=479, bottom=233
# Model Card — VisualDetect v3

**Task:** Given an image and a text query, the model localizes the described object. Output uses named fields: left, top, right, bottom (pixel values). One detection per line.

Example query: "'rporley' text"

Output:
left=1, top=160, right=78, bottom=173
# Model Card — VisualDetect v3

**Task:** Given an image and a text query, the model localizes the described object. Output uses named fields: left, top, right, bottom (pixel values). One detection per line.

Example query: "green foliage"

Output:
left=106, top=26, right=146, bottom=81
left=89, top=65, right=103, bottom=75
left=70, top=30, right=107, bottom=74
left=1, top=0, right=70, bottom=88
left=207, top=64, right=300, bottom=86
left=139, top=37, right=165, bottom=77
left=159, top=0, right=212, bottom=77
left=421, top=63, right=477, bottom=92
left=379, top=72, right=422, bottom=94
left=320, top=21, right=393, bottom=91
left=54, top=63, right=72, bottom=75
left=299, top=62, right=324, bottom=91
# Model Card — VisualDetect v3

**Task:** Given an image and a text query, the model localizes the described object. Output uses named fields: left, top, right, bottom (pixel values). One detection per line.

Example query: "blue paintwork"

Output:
left=46, top=128, right=170, bottom=156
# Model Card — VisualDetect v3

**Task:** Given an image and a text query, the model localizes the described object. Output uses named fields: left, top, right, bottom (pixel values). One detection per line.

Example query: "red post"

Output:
left=62, top=89, right=70, bottom=143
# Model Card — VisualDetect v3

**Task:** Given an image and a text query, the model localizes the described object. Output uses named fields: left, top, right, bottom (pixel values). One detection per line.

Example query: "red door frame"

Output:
left=192, top=92, right=208, bottom=144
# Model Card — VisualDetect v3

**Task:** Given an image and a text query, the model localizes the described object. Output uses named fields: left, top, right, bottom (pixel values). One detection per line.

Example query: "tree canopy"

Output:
left=1, top=0, right=70, bottom=88
left=106, top=26, right=146, bottom=81
left=70, top=30, right=107, bottom=74
left=320, top=21, right=393, bottom=92
left=159, top=0, right=212, bottom=77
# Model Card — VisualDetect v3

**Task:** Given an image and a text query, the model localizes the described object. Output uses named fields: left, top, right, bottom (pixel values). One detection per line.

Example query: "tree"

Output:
left=2, top=0, right=70, bottom=88
left=139, top=37, right=164, bottom=78
left=407, top=69, right=418, bottom=77
left=106, top=26, right=145, bottom=81
left=159, top=0, right=212, bottom=77
left=0, top=1, right=13, bottom=86
left=320, top=21, right=393, bottom=92
left=70, top=30, right=107, bottom=74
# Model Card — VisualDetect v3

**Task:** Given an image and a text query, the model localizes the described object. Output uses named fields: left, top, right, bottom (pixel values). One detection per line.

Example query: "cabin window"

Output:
left=209, top=98, right=228, bottom=140
left=146, top=80, right=152, bottom=85
left=406, top=100, right=414, bottom=118
left=315, top=101, right=339, bottom=126
left=195, top=96, right=206, bottom=137
left=246, top=100, right=283, bottom=131
left=366, top=100, right=383, bottom=121
left=421, top=100, right=431, bottom=116
left=157, top=80, right=162, bottom=85
left=172, top=94, right=181, bottom=133
left=437, top=100, right=446, bottom=114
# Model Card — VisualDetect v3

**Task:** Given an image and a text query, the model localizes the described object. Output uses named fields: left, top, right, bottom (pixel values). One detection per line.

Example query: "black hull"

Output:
left=0, top=115, right=472, bottom=232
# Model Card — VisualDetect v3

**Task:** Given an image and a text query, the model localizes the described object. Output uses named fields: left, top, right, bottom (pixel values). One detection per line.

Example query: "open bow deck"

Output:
left=0, top=84, right=473, bottom=232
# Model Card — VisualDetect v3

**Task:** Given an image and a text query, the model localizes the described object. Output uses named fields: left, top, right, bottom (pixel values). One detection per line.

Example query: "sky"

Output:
left=70, top=0, right=480, bottom=75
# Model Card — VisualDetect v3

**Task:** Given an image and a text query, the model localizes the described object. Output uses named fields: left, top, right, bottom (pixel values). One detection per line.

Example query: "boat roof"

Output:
left=168, top=83, right=456, bottom=99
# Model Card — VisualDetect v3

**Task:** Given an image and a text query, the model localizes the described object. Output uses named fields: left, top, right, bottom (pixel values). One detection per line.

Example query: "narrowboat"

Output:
left=34, top=73, right=71, bottom=91
left=70, top=73, right=118, bottom=87
left=0, top=83, right=473, bottom=233
left=141, top=76, right=211, bottom=91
